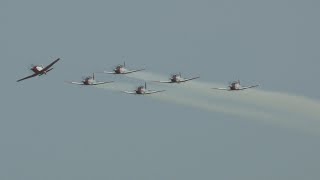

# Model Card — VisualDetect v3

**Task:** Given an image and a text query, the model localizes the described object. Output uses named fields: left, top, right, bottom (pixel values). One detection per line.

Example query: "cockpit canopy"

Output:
left=116, top=65, right=123, bottom=69
left=231, top=80, right=240, bottom=84
left=172, top=74, right=180, bottom=77
left=84, top=76, right=92, bottom=80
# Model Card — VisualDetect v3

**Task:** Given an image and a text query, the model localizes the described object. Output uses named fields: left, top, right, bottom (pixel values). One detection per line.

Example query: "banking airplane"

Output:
left=153, top=72, right=200, bottom=83
left=67, top=73, right=113, bottom=85
left=17, top=58, right=61, bottom=82
left=102, top=62, right=145, bottom=74
left=123, top=82, right=165, bottom=95
left=212, top=80, right=259, bottom=91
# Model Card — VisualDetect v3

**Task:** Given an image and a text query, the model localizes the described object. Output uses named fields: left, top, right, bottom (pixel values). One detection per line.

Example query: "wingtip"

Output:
left=211, top=87, right=226, bottom=90
left=136, top=68, right=146, bottom=72
left=102, top=71, right=115, bottom=74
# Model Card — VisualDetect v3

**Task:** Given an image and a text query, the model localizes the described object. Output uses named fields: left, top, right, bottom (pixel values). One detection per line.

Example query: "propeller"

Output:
left=28, top=64, right=37, bottom=73
left=113, top=65, right=118, bottom=70
left=29, top=64, right=36, bottom=70
left=115, top=62, right=123, bottom=69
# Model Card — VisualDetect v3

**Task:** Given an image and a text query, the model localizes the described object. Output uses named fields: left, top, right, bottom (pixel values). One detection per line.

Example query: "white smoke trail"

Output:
left=128, top=71, right=320, bottom=117
left=97, top=71, right=320, bottom=135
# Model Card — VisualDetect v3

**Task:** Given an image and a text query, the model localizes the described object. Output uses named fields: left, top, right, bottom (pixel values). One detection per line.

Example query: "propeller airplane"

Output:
left=123, top=82, right=165, bottom=95
left=17, top=58, right=61, bottom=82
left=212, top=80, right=259, bottom=91
left=66, top=73, right=113, bottom=86
left=101, top=62, right=145, bottom=75
left=153, top=72, right=200, bottom=83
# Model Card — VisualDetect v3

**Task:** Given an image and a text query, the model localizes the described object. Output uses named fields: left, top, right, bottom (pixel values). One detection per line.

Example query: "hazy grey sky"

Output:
left=2, top=0, right=320, bottom=179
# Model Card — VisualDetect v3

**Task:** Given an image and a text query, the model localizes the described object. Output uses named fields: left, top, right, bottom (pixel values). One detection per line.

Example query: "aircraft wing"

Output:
left=91, top=81, right=114, bottom=85
left=122, top=68, right=145, bottom=74
left=152, top=80, right=173, bottom=83
left=212, top=87, right=230, bottom=91
left=180, top=76, right=200, bottom=82
left=41, top=58, right=61, bottom=72
left=66, top=81, right=85, bottom=85
left=123, top=91, right=137, bottom=94
left=16, top=73, right=38, bottom=82
left=144, top=90, right=166, bottom=94
left=103, top=71, right=116, bottom=74
left=238, top=85, right=259, bottom=90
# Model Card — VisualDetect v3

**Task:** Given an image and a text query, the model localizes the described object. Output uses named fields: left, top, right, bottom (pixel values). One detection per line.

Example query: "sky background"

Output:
left=1, top=0, right=320, bottom=179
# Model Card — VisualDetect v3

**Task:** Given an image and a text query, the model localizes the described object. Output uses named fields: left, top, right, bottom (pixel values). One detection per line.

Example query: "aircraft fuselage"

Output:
left=114, top=66, right=126, bottom=74
left=136, top=86, right=145, bottom=94
left=30, top=65, right=53, bottom=75
left=31, top=66, right=43, bottom=74
left=230, top=82, right=241, bottom=90
left=82, top=77, right=95, bottom=85
left=171, top=75, right=183, bottom=83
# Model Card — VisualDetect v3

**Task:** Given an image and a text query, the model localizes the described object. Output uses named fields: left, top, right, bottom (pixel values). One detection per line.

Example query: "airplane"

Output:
left=66, top=73, right=113, bottom=85
left=123, top=82, right=165, bottom=95
left=102, top=62, right=145, bottom=74
left=212, top=80, right=259, bottom=91
left=17, top=58, right=61, bottom=82
left=152, top=72, right=200, bottom=83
